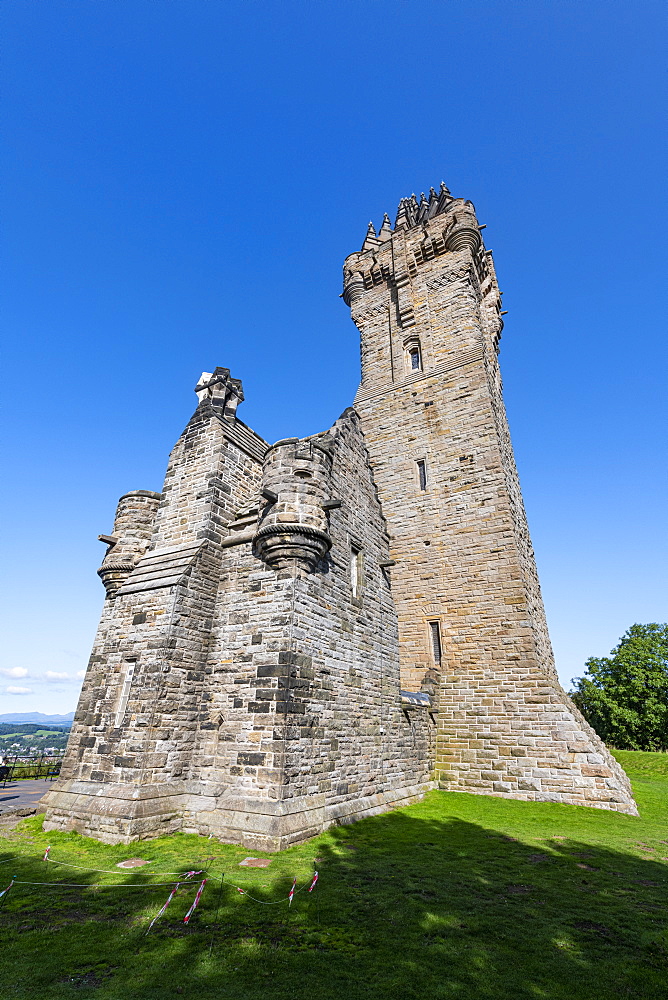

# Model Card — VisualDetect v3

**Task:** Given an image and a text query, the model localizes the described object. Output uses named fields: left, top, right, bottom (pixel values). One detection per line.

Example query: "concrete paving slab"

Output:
left=0, top=779, right=56, bottom=814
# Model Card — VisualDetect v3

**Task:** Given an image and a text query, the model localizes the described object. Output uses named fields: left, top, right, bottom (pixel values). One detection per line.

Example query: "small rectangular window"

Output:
left=429, top=621, right=442, bottom=666
left=350, top=547, right=363, bottom=598
left=410, top=347, right=421, bottom=370
left=417, top=460, right=427, bottom=491
left=115, top=660, right=136, bottom=727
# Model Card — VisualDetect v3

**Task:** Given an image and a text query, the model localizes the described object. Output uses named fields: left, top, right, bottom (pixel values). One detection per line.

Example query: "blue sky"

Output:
left=1, top=0, right=665, bottom=714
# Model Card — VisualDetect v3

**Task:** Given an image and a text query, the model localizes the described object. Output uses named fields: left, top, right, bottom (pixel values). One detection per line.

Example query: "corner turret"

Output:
left=253, top=436, right=334, bottom=571
left=97, top=491, right=162, bottom=597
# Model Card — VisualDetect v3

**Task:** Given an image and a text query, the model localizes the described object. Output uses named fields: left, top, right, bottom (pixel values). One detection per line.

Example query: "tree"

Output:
left=570, top=623, right=668, bottom=751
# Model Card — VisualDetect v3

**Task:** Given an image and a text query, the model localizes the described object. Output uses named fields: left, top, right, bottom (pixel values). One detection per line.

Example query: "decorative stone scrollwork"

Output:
left=351, top=303, right=387, bottom=325
left=425, top=263, right=472, bottom=290
left=443, top=204, right=482, bottom=255
left=342, top=269, right=365, bottom=307
left=97, top=558, right=140, bottom=598
left=253, top=522, right=331, bottom=571
left=444, top=225, right=481, bottom=254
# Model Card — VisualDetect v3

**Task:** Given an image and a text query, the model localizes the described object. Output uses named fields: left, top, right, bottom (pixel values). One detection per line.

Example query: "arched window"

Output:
left=403, top=335, right=423, bottom=373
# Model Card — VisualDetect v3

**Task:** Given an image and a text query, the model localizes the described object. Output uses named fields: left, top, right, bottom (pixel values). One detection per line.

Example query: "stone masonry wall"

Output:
left=44, top=386, right=433, bottom=848
left=345, top=193, right=636, bottom=814
left=185, top=408, right=433, bottom=849
left=42, top=374, right=269, bottom=841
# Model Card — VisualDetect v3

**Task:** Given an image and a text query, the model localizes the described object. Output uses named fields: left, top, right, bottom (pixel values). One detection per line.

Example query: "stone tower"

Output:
left=41, top=185, right=636, bottom=847
left=344, top=185, right=634, bottom=809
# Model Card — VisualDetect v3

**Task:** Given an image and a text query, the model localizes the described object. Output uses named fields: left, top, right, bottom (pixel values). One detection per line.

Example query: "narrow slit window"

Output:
left=429, top=621, right=442, bottom=666
left=115, top=661, right=136, bottom=727
left=409, top=346, right=421, bottom=370
left=417, top=460, right=427, bottom=491
left=350, top=547, right=363, bottom=598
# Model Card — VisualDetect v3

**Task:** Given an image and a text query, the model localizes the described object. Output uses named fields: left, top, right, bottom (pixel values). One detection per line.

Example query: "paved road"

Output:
left=0, top=778, right=55, bottom=814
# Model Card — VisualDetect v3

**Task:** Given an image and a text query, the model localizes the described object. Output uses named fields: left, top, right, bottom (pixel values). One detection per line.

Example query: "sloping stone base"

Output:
left=40, top=779, right=436, bottom=851
left=434, top=679, right=638, bottom=816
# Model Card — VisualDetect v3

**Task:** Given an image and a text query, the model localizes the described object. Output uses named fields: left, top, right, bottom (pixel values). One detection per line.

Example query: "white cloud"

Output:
left=0, top=667, right=29, bottom=679
left=45, top=671, right=72, bottom=681
left=76, top=670, right=86, bottom=680
left=7, top=686, right=32, bottom=695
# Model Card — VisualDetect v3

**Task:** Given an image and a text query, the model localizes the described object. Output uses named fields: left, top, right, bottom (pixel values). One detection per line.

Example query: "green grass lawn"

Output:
left=0, top=750, right=666, bottom=999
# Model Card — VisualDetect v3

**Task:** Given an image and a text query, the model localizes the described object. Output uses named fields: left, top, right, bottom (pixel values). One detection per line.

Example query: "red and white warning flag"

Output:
left=288, top=877, right=297, bottom=907
left=43, top=847, right=51, bottom=861
left=146, top=882, right=180, bottom=934
left=236, top=887, right=245, bottom=895
left=183, top=879, right=207, bottom=924
left=308, top=871, right=319, bottom=893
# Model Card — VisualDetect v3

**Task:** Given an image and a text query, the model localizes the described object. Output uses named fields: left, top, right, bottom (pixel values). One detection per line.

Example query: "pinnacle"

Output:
left=390, top=181, right=454, bottom=232
left=378, top=213, right=393, bottom=241
left=365, top=182, right=457, bottom=247
left=361, top=219, right=380, bottom=251
left=394, top=199, right=409, bottom=230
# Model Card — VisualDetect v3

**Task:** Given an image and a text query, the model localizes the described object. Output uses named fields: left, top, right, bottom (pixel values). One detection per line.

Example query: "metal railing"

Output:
left=0, top=751, right=65, bottom=786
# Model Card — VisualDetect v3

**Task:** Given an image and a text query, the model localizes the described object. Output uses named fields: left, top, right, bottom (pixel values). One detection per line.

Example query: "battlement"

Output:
left=356, top=182, right=482, bottom=251
left=343, top=185, right=493, bottom=334
left=359, top=181, right=457, bottom=250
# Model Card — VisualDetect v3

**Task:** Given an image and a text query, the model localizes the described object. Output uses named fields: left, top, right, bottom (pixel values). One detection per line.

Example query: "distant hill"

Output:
left=0, top=722, right=71, bottom=736
left=0, top=712, right=74, bottom=726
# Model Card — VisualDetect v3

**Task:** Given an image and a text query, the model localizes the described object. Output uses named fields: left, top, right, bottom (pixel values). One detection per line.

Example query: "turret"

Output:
left=97, top=490, right=162, bottom=597
left=342, top=184, right=503, bottom=399
left=253, top=436, right=334, bottom=571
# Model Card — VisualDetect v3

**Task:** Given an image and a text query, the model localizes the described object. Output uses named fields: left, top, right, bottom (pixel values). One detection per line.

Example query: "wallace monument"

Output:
left=42, top=185, right=637, bottom=847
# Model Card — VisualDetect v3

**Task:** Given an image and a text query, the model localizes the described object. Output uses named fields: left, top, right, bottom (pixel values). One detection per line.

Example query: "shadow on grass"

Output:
left=0, top=809, right=667, bottom=1000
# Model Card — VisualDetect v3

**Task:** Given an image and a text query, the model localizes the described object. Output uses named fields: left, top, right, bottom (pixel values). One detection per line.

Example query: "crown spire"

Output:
left=356, top=182, right=459, bottom=250
left=387, top=182, right=456, bottom=235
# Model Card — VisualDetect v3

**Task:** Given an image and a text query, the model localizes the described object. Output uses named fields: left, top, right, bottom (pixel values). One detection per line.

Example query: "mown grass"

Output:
left=0, top=750, right=666, bottom=999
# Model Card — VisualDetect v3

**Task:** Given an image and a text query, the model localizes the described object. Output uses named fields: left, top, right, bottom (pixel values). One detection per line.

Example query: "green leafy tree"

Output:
left=570, top=623, right=668, bottom=750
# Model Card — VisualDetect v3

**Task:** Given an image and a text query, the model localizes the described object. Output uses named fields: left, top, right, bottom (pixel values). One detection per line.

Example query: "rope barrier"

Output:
left=229, top=871, right=318, bottom=904
left=12, top=879, right=200, bottom=889
left=183, top=879, right=207, bottom=924
left=43, top=847, right=207, bottom=878
left=0, top=846, right=319, bottom=917
left=40, top=848, right=319, bottom=905
left=44, top=858, right=206, bottom=877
